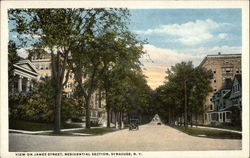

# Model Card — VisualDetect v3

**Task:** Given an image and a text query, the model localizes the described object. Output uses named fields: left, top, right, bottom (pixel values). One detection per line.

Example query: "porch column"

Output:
left=18, top=75, right=23, bottom=92
left=225, top=112, right=227, bottom=122
left=26, top=78, right=31, bottom=92
left=30, top=81, right=34, bottom=90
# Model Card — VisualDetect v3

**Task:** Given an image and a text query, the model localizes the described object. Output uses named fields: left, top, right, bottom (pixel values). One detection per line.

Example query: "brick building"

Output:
left=199, top=53, right=241, bottom=124
left=30, top=55, right=107, bottom=125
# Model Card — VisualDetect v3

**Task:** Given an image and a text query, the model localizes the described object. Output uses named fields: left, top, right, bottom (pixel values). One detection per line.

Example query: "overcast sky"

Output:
left=128, top=9, right=242, bottom=89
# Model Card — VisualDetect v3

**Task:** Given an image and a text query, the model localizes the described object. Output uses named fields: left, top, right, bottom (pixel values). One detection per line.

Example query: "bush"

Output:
left=9, top=79, right=84, bottom=123
left=90, top=121, right=101, bottom=127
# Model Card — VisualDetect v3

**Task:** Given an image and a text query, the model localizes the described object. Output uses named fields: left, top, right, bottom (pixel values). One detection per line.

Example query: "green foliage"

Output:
left=8, top=40, right=21, bottom=90
left=155, top=61, right=213, bottom=125
left=11, top=79, right=84, bottom=122
left=69, top=128, right=115, bottom=135
left=18, top=80, right=55, bottom=122
left=175, top=126, right=241, bottom=139
left=9, top=92, right=30, bottom=120
left=9, top=120, right=81, bottom=131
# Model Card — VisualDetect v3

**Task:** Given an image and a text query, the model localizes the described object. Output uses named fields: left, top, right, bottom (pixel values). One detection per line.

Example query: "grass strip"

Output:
left=9, top=120, right=81, bottom=131
left=175, top=126, right=242, bottom=139
left=71, top=128, right=115, bottom=135
left=196, top=124, right=241, bottom=131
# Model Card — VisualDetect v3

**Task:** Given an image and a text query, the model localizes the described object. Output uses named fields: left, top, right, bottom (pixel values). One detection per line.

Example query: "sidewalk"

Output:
left=189, top=125, right=242, bottom=134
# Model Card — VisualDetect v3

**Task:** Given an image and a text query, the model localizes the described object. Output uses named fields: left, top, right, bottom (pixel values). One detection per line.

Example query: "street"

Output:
left=9, top=122, right=241, bottom=152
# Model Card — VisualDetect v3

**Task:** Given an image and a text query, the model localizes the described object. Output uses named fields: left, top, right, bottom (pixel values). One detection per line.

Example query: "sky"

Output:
left=128, top=9, right=242, bottom=89
left=11, top=9, right=242, bottom=90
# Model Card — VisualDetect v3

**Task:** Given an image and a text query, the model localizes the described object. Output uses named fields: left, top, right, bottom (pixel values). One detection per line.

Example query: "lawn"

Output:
left=197, top=124, right=242, bottom=131
left=9, top=120, right=82, bottom=131
left=70, top=128, right=115, bottom=135
left=175, top=126, right=242, bottom=139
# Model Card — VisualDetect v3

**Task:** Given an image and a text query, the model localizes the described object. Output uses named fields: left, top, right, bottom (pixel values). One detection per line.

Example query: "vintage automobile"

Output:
left=129, top=119, right=139, bottom=130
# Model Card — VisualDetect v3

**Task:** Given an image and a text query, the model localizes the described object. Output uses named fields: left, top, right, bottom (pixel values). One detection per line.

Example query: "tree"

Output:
left=69, top=9, right=146, bottom=129
left=8, top=40, right=21, bottom=91
left=9, top=9, right=128, bottom=132
left=156, top=61, right=213, bottom=128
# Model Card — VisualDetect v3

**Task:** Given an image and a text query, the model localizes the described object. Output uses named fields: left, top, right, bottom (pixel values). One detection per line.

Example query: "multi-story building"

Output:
left=199, top=53, right=241, bottom=124
left=30, top=55, right=107, bottom=125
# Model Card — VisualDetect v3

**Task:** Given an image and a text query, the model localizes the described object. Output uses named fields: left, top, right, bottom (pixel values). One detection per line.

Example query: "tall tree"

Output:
left=69, top=9, right=145, bottom=129
left=8, top=9, right=115, bottom=132
left=156, top=61, right=212, bottom=128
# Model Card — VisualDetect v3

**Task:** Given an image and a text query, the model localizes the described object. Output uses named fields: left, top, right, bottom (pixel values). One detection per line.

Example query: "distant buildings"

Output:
left=199, top=53, right=241, bottom=125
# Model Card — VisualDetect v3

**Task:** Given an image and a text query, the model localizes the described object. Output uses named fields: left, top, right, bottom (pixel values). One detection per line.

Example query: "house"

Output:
left=11, top=60, right=39, bottom=93
left=210, top=74, right=242, bottom=125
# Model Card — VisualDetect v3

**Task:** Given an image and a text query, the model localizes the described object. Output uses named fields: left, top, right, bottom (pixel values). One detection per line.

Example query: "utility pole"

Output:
left=184, top=79, right=187, bottom=130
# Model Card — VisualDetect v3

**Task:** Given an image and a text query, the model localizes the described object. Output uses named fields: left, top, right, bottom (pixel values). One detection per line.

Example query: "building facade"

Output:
left=30, top=55, right=107, bottom=125
left=11, top=60, right=39, bottom=93
left=210, top=74, right=242, bottom=124
left=199, top=53, right=241, bottom=124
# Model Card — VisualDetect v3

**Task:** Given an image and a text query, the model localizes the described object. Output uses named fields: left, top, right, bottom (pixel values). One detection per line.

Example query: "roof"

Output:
left=223, top=90, right=231, bottom=99
left=13, top=60, right=39, bottom=77
left=234, top=74, right=242, bottom=86
left=199, top=53, right=241, bottom=67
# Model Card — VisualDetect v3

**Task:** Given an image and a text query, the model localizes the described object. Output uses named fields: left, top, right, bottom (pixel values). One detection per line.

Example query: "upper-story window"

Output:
left=235, top=68, right=239, bottom=73
left=45, top=64, right=49, bottom=70
left=222, top=67, right=233, bottom=74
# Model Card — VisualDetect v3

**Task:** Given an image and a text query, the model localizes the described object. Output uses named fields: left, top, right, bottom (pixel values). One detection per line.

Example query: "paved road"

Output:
left=9, top=123, right=241, bottom=152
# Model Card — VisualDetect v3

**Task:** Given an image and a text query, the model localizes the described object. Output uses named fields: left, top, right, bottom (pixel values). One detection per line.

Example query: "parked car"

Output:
left=129, top=119, right=139, bottom=130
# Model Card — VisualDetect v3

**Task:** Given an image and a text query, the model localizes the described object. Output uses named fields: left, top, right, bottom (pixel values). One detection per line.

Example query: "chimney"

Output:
left=218, top=52, right=221, bottom=55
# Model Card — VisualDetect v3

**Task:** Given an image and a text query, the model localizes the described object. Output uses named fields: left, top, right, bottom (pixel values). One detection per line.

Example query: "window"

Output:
left=226, top=112, right=231, bottom=119
left=214, top=89, right=217, bottom=92
left=210, top=104, right=213, bottom=110
left=213, top=70, right=216, bottom=74
left=225, top=68, right=231, bottom=73
left=235, top=68, right=239, bottom=73
left=214, top=79, right=216, bottom=83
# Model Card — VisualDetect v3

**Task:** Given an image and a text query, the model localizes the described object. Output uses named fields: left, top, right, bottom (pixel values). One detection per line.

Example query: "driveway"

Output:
left=9, top=123, right=241, bottom=151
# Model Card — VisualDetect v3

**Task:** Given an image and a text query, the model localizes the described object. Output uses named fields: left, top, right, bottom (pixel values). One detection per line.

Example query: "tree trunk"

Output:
left=195, top=112, right=198, bottom=127
left=184, top=80, right=187, bottom=130
left=168, top=108, right=171, bottom=125
left=85, top=95, right=91, bottom=129
left=106, top=105, right=111, bottom=128
left=54, top=87, right=62, bottom=133
left=115, top=112, right=118, bottom=129
left=190, top=113, right=193, bottom=127
left=119, top=112, right=123, bottom=129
